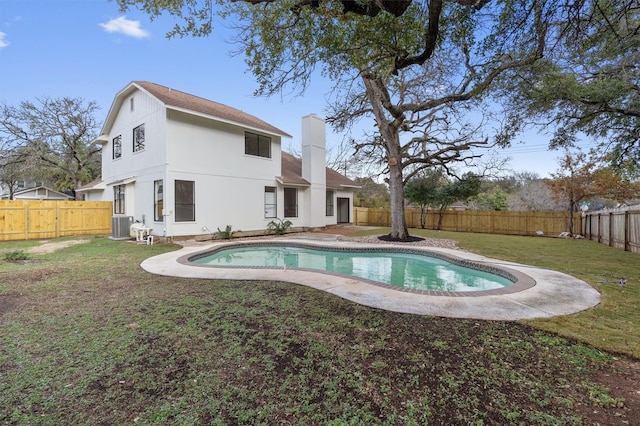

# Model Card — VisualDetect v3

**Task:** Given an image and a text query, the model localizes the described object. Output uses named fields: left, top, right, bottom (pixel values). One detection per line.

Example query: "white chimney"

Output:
left=301, top=114, right=327, bottom=228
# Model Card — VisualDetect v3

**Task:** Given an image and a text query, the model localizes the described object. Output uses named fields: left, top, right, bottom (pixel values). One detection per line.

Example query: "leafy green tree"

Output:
left=468, top=187, right=509, bottom=211
left=496, top=0, right=640, bottom=171
left=117, top=0, right=552, bottom=240
left=405, top=169, right=446, bottom=228
left=353, top=177, right=390, bottom=208
left=406, top=170, right=480, bottom=229
left=0, top=98, right=102, bottom=198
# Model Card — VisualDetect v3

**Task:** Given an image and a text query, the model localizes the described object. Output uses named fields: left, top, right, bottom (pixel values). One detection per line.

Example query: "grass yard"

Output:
left=1, top=231, right=639, bottom=425
left=354, top=227, right=640, bottom=359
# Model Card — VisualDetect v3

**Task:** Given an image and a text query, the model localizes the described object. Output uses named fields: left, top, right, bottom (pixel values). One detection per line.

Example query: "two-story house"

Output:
left=78, top=81, right=357, bottom=239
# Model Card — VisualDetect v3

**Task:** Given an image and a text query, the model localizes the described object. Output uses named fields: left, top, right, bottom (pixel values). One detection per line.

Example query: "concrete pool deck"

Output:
left=140, top=234, right=601, bottom=321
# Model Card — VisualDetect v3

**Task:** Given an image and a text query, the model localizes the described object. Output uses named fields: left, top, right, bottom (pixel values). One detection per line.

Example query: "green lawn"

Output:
left=356, top=227, right=640, bottom=358
left=0, top=233, right=638, bottom=425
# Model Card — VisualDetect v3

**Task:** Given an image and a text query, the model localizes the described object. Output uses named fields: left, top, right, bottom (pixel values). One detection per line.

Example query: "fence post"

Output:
left=23, top=202, right=29, bottom=240
left=608, top=212, right=613, bottom=247
left=625, top=211, right=630, bottom=252
left=55, top=201, right=60, bottom=238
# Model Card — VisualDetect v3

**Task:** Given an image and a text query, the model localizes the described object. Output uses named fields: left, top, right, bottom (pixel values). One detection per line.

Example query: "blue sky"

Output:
left=0, top=0, right=585, bottom=178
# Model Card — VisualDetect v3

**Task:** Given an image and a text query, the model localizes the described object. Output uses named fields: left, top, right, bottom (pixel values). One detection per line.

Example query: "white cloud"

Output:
left=0, top=31, right=9, bottom=49
left=99, top=16, right=150, bottom=39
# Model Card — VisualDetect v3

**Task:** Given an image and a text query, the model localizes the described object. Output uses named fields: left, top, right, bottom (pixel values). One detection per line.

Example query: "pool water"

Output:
left=191, top=245, right=513, bottom=292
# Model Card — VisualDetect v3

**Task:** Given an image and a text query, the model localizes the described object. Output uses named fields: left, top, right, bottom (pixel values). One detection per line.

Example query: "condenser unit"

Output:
left=111, top=216, right=134, bottom=239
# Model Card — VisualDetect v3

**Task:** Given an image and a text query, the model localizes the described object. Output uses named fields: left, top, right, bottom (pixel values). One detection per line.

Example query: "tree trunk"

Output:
left=437, top=208, right=445, bottom=230
left=360, top=75, right=409, bottom=240
left=388, top=159, right=409, bottom=240
left=567, top=200, right=575, bottom=236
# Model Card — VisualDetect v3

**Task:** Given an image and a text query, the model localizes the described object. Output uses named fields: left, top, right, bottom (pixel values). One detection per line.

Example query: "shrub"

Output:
left=215, top=225, right=239, bottom=239
left=4, top=250, right=29, bottom=261
left=267, top=218, right=293, bottom=235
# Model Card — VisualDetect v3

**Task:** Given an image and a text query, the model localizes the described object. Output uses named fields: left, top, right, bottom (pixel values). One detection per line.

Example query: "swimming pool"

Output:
left=189, top=242, right=524, bottom=293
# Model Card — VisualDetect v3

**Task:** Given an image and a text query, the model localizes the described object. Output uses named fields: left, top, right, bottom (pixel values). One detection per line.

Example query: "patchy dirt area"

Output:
left=2, top=235, right=639, bottom=425
left=590, top=358, right=640, bottom=424
left=27, top=239, right=89, bottom=254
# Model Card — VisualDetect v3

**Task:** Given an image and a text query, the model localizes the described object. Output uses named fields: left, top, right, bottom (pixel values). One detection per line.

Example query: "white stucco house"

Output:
left=78, top=81, right=358, bottom=239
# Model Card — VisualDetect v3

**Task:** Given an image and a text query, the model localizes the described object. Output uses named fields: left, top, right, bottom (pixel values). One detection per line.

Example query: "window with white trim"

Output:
left=113, top=135, right=122, bottom=159
left=326, top=190, right=334, bottom=216
left=133, top=124, right=145, bottom=152
left=113, top=185, right=125, bottom=214
left=175, top=180, right=195, bottom=222
left=284, top=188, right=297, bottom=218
left=245, top=132, right=271, bottom=158
left=154, top=180, right=163, bottom=222
left=264, top=186, right=277, bottom=218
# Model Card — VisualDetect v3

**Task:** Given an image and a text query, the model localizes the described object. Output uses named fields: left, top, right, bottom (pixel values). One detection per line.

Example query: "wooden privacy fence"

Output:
left=354, top=207, right=581, bottom=237
left=0, top=200, right=112, bottom=241
left=582, top=207, right=640, bottom=254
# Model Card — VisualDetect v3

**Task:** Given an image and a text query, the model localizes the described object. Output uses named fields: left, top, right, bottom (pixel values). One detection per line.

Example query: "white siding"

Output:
left=163, top=110, right=284, bottom=236
left=89, top=83, right=354, bottom=238
left=97, top=89, right=167, bottom=222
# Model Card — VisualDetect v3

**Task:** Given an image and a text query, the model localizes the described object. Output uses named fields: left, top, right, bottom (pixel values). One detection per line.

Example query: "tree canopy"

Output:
left=406, top=169, right=480, bottom=229
left=115, top=0, right=560, bottom=239
left=0, top=97, right=102, bottom=197
left=496, top=0, right=640, bottom=171
left=548, top=148, right=640, bottom=234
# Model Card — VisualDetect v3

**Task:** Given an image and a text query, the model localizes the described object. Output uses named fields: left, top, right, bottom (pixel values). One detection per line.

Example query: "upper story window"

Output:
left=133, top=124, right=145, bottom=152
left=112, top=135, right=122, bottom=159
left=245, top=132, right=271, bottom=158
left=130, top=97, right=134, bottom=112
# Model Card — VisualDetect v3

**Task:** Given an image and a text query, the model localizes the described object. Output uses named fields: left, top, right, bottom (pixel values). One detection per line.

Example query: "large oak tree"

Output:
left=0, top=98, right=102, bottom=198
left=117, top=0, right=553, bottom=239
left=496, top=0, right=640, bottom=171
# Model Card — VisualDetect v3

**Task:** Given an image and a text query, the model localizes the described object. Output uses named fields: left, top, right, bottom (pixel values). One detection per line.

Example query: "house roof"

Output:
left=278, top=152, right=310, bottom=186
left=76, top=178, right=105, bottom=192
left=1, top=186, right=74, bottom=200
left=99, top=81, right=291, bottom=139
left=279, top=152, right=359, bottom=189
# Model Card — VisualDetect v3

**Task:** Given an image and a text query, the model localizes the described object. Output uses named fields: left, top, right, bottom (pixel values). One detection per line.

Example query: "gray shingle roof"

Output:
left=279, top=152, right=358, bottom=189
left=134, top=81, right=291, bottom=137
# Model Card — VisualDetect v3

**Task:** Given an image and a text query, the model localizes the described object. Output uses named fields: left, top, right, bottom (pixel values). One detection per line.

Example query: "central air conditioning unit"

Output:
left=111, top=215, right=134, bottom=239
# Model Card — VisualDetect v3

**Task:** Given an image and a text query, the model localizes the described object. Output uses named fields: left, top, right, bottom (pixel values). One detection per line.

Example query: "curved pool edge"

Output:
left=140, top=238, right=601, bottom=321
left=181, top=241, right=536, bottom=297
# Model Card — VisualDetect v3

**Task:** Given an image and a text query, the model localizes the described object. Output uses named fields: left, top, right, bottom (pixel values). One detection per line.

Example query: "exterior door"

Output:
left=337, top=197, right=350, bottom=223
